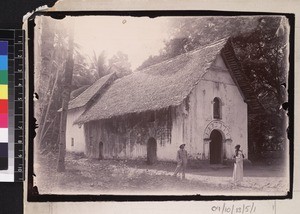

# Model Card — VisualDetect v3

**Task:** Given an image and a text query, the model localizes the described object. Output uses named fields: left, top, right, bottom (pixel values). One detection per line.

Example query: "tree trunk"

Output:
left=35, top=16, right=55, bottom=150
left=38, top=65, right=60, bottom=148
left=57, top=23, right=74, bottom=172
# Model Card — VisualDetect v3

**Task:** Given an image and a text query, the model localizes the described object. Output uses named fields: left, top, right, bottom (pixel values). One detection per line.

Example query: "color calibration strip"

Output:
left=0, top=29, right=24, bottom=182
left=0, top=41, right=8, bottom=171
left=13, top=29, right=25, bottom=182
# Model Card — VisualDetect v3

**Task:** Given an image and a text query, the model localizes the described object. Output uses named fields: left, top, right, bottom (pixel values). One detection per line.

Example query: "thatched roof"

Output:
left=75, top=39, right=228, bottom=124
left=70, top=85, right=90, bottom=100
left=68, top=73, right=115, bottom=110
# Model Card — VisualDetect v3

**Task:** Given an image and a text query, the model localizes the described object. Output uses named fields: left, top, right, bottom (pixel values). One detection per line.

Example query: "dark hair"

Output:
left=235, top=145, right=241, bottom=150
left=234, top=145, right=244, bottom=158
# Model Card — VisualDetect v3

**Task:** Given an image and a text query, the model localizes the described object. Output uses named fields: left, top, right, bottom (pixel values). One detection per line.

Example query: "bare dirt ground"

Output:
left=34, top=152, right=289, bottom=196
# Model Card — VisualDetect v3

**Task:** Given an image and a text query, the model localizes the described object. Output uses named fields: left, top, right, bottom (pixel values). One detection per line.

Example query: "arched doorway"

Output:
left=98, top=142, right=104, bottom=160
left=147, top=138, right=157, bottom=165
left=210, top=130, right=223, bottom=164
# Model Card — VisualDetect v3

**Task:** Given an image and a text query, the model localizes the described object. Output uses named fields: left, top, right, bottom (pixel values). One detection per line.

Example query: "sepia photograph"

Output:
left=30, top=14, right=290, bottom=197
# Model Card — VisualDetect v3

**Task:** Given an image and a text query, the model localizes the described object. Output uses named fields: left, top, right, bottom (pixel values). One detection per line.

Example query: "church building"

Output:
left=70, top=38, right=258, bottom=164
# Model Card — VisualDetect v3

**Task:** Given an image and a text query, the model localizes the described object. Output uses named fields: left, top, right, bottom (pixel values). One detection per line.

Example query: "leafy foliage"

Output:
left=137, top=17, right=259, bottom=70
left=35, top=17, right=68, bottom=151
left=88, top=50, right=109, bottom=79
left=36, top=17, right=133, bottom=153
left=231, top=17, right=289, bottom=159
left=108, top=51, right=132, bottom=78
left=233, top=17, right=288, bottom=107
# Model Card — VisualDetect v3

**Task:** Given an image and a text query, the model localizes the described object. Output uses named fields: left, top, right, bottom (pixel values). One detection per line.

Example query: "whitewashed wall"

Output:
left=66, top=107, right=86, bottom=154
left=84, top=110, right=173, bottom=160
left=171, top=55, right=248, bottom=161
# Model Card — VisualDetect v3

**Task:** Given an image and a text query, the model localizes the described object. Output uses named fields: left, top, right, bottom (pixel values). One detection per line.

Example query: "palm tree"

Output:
left=89, top=50, right=109, bottom=79
left=57, top=20, right=75, bottom=172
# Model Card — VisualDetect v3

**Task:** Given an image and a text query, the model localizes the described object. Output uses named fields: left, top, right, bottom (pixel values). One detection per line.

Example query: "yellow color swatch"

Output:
left=0, top=85, right=8, bottom=99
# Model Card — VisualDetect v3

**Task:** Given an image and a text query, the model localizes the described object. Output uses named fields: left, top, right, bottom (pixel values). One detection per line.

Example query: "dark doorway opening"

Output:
left=99, top=142, right=104, bottom=160
left=147, top=138, right=157, bottom=165
left=210, top=130, right=223, bottom=164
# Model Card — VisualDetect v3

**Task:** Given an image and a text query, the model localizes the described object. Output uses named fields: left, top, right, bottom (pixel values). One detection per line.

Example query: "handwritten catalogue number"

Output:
left=211, top=202, right=256, bottom=214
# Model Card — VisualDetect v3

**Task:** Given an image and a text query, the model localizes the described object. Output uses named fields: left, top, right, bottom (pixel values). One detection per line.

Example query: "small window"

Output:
left=71, top=138, right=74, bottom=147
left=213, top=97, right=221, bottom=119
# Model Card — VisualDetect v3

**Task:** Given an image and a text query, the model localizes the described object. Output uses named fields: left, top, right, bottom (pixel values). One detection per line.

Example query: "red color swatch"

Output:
left=0, top=99, right=8, bottom=114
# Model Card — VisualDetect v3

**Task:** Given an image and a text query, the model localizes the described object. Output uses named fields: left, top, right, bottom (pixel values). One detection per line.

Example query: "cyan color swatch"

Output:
left=0, top=56, right=8, bottom=70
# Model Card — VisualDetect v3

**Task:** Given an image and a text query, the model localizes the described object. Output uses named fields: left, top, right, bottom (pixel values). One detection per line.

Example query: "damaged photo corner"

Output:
left=24, top=9, right=292, bottom=202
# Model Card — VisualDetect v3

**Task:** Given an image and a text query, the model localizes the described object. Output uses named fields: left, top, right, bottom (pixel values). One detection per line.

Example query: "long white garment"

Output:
left=233, top=150, right=244, bottom=184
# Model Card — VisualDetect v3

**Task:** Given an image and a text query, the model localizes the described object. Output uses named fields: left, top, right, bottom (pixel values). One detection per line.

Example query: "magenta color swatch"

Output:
left=0, top=113, right=8, bottom=128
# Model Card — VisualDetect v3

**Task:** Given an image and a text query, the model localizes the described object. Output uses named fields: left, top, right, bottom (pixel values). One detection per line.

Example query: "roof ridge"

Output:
left=68, top=72, right=115, bottom=109
left=138, top=37, right=229, bottom=73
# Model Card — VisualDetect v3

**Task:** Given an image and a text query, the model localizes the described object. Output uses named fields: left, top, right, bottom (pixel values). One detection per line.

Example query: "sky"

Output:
left=71, top=16, right=171, bottom=70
